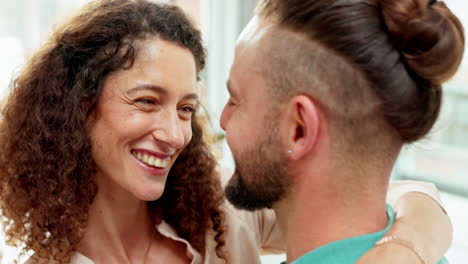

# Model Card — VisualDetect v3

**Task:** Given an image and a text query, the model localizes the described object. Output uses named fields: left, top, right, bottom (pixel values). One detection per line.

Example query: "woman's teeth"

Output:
left=132, top=151, right=170, bottom=169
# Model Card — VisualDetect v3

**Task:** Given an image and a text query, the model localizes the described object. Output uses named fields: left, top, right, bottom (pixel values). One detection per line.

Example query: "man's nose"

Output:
left=220, top=104, right=230, bottom=131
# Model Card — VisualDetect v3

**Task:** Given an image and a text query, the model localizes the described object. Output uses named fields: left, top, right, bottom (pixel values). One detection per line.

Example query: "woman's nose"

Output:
left=152, top=110, right=185, bottom=150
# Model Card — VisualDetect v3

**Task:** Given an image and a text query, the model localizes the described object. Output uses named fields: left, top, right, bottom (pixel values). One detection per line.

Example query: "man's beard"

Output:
left=225, top=125, right=291, bottom=211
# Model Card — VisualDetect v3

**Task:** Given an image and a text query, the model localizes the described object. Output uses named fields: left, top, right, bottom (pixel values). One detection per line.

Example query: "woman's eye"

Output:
left=178, top=105, right=196, bottom=120
left=136, top=98, right=156, bottom=105
left=181, top=106, right=195, bottom=113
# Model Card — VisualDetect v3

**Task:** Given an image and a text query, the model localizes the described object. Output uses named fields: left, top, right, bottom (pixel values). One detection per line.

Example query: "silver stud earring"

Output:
left=287, top=150, right=292, bottom=154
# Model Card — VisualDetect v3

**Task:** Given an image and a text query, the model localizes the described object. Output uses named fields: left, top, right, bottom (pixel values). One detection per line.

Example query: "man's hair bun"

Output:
left=380, top=0, right=465, bottom=84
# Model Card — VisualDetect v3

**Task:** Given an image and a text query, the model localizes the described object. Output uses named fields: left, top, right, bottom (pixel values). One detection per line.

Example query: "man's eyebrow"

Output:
left=126, top=84, right=198, bottom=100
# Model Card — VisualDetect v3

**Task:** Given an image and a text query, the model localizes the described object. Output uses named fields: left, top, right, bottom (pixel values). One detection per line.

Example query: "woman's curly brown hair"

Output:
left=0, top=0, right=227, bottom=262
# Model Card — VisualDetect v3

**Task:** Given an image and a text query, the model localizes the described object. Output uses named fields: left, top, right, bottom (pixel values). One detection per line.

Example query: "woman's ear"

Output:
left=285, top=95, right=320, bottom=160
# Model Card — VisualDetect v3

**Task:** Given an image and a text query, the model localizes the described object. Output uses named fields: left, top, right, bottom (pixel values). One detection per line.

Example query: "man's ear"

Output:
left=285, top=95, right=320, bottom=160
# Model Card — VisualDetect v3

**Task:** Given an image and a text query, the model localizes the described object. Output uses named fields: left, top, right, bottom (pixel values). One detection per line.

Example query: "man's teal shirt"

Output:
left=281, top=205, right=448, bottom=264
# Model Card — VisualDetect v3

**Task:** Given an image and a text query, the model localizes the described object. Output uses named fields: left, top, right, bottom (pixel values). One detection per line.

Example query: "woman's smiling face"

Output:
left=88, top=37, right=198, bottom=201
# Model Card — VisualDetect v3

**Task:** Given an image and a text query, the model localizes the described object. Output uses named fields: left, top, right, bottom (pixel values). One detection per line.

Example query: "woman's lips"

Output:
left=131, top=149, right=171, bottom=176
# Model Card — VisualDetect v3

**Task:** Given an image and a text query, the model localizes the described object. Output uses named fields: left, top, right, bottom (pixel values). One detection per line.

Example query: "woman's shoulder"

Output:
left=22, top=253, right=94, bottom=264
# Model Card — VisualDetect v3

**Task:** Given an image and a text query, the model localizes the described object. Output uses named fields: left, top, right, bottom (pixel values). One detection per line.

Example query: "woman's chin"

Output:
left=134, top=185, right=166, bottom=201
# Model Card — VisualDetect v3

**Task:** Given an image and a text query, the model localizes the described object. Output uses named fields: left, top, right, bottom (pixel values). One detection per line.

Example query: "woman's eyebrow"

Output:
left=127, top=84, right=168, bottom=96
left=126, top=84, right=198, bottom=100
left=182, top=93, right=198, bottom=100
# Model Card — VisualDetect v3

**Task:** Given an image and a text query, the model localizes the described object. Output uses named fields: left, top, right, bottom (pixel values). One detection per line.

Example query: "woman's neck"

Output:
left=77, top=177, right=157, bottom=264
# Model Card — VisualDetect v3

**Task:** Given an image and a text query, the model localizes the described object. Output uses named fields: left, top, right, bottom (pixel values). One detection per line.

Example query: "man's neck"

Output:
left=275, top=170, right=389, bottom=263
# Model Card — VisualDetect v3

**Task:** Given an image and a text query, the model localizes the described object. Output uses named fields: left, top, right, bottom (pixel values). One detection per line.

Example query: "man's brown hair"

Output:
left=256, top=0, right=464, bottom=144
